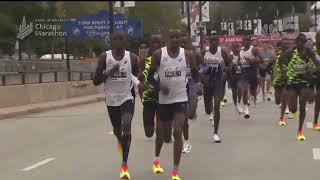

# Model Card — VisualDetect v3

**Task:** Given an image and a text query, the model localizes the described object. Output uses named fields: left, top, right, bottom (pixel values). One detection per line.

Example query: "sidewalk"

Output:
left=0, top=94, right=105, bottom=120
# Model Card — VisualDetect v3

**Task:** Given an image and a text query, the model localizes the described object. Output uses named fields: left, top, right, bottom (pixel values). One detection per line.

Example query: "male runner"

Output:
left=198, top=35, right=231, bottom=142
left=272, top=38, right=291, bottom=126
left=138, top=34, right=162, bottom=138
left=93, top=31, right=142, bottom=179
left=180, top=35, right=201, bottom=153
left=238, top=36, right=260, bottom=118
left=148, top=29, right=199, bottom=180
left=313, top=31, right=320, bottom=131
left=283, top=33, right=319, bottom=141
left=259, top=42, right=276, bottom=101
left=229, top=43, right=243, bottom=113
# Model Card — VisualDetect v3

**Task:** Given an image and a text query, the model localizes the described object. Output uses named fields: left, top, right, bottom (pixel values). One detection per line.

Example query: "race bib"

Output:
left=294, top=64, right=306, bottom=74
left=111, top=66, right=127, bottom=81
left=164, top=67, right=182, bottom=78
left=205, top=57, right=219, bottom=68
left=240, top=58, right=250, bottom=68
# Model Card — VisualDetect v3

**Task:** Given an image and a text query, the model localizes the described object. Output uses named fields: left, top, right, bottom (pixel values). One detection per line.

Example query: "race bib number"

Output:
left=205, top=57, right=219, bottom=68
left=294, top=64, right=306, bottom=74
left=164, top=67, right=182, bottom=78
left=111, top=67, right=127, bottom=81
left=240, top=58, right=250, bottom=68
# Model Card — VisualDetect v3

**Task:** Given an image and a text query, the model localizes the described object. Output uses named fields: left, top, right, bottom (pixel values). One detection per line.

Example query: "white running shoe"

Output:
left=212, top=133, right=221, bottom=143
left=237, top=104, right=244, bottom=114
left=182, top=142, right=192, bottom=153
left=285, top=107, right=290, bottom=115
left=209, top=113, right=213, bottom=121
left=244, top=105, right=250, bottom=119
left=287, top=112, right=294, bottom=119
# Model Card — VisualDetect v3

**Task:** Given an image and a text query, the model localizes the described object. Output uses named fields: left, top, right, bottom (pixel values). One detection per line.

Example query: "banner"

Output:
left=202, top=33, right=298, bottom=46
left=64, top=10, right=143, bottom=40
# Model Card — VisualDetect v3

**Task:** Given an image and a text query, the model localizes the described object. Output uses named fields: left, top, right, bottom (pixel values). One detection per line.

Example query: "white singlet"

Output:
left=104, top=50, right=133, bottom=106
left=158, top=47, right=188, bottom=104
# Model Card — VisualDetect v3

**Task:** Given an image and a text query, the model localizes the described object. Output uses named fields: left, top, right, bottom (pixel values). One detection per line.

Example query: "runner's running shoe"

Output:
left=212, top=133, right=221, bottom=143
left=278, top=118, right=286, bottom=127
left=182, top=142, right=192, bottom=153
left=171, top=170, right=181, bottom=180
left=120, top=165, right=131, bottom=179
left=152, top=160, right=164, bottom=174
left=297, top=131, right=306, bottom=141
left=314, top=122, right=320, bottom=131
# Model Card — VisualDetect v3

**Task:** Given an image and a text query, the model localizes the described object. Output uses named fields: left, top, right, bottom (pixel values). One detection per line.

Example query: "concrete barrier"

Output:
left=0, top=80, right=100, bottom=108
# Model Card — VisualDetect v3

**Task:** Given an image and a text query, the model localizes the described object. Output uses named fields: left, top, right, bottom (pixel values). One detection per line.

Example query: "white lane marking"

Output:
left=21, top=158, right=55, bottom=171
left=313, top=148, right=320, bottom=160
left=306, top=122, right=313, bottom=129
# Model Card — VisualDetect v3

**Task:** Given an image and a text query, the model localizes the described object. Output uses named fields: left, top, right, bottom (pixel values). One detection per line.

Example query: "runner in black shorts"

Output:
left=238, top=36, right=260, bottom=118
left=229, top=43, right=243, bottom=113
left=148, top=29, right=199, bottom=180
left=197, top=35, right=231, bottom=142
left=259, top=42, right=276, bottom=101
left=138, top=34, right=162, bottom=138
left=179, top=34, right=201, bottom=153
left=313, top=31, right=320, bottom=131
left=93, top=31, right=144, bottom=179
left=283, top=33, right=319, bottom=141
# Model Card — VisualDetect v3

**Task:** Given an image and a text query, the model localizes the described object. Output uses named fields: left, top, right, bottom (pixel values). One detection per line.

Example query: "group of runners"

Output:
left=93, top=29, right=320, bottom=180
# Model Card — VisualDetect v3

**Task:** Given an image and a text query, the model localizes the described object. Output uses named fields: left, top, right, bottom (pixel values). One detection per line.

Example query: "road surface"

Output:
left=0, top=91, right=319, bottom=180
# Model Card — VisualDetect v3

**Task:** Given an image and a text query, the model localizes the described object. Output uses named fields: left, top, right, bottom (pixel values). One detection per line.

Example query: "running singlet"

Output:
left=239, top=46, right=255, bottom=73
left=142, top=56, right=158, bottom=103
left=104, top=50, right=134, bottom=106
left=259, top=49, right=273, bottom=69
left=312, top=47, right=320, bottom=83
left=203, top=47, right=225, bottom=71
left=272, top=54, right=287, bottom=86
left=286, top=48, right=313, bottom=86
left=158, top=47, right=188, bottom=104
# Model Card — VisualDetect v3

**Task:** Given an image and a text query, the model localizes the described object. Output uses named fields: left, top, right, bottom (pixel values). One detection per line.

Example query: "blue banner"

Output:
left=64, top=10, right=143, bottom=40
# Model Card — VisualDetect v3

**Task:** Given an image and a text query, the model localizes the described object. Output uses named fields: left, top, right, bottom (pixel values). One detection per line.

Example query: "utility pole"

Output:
left=315, top=1, right=317, bottom=32
left=187, top=1, right=191, bottom=37
left=199, top=1, right=203, bottom=50
left=108, top=1, right=114, bottom=35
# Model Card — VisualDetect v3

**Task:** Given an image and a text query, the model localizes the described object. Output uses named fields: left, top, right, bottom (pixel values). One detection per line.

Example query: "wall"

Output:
left=0, top=80, right=104, bottom=108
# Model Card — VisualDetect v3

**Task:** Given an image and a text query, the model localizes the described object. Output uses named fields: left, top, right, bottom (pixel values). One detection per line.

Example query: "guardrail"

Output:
left=0, top=71, right=94, bottom=86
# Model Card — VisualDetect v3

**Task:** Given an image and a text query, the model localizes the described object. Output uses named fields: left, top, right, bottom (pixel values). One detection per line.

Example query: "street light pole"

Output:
left=187, top=1, right=191, bottom=37
left=108, top=1, right=114, bottom=35
left=199, top=1, right=203, bottom=50
left=315, top=1, right=317, bottom=32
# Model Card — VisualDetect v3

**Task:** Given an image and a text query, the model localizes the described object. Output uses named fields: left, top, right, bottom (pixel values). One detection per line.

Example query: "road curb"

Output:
left=0, top=95, right=105, bottom=120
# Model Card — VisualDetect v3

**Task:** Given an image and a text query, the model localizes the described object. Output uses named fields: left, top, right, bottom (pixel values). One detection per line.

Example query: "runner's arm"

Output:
left=222, top=47, right=231, bottom=71
left=306, top=47, right=320, bottom=67
left=186, top=50, right=200, bottom=83
left=93, top=53, right=107, bottom=86
left=147, top=50, right=161, bottom=91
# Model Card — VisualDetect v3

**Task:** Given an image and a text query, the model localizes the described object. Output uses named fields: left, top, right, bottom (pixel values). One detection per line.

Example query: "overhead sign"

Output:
left=64, top=10, right=143, bottom=40
left=114, top=1, right=135, bottom=7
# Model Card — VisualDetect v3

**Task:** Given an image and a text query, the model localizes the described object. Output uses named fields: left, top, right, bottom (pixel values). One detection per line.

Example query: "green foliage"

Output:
left=0, top=1, right=313, bottom=58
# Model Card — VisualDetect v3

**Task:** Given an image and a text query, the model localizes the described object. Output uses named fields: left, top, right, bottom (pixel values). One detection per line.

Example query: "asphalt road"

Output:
left=0, top=91, right=319, bottom=180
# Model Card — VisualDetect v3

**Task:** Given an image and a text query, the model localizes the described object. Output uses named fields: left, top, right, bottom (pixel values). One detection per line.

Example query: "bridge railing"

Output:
left=0, top=70, right=94, bottom=86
